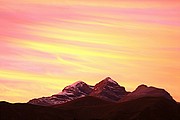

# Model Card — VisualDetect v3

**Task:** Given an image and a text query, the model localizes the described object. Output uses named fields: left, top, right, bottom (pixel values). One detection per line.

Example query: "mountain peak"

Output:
left=62, top=80, right=93, bottom=95
left=136, top=84, right=148, bottom=90
left=71, top=80, right=85, bottom=85
left=120, top=84, right=173, bottom=102
left=90, top=77, right=128, bottom=101
left=104, top=77, right=112, bottom=80
left=102, top=77, right=117, bottom=84
left=62, top=81, right=86, bottom=91
left=28, top=81, right=93, bottom=106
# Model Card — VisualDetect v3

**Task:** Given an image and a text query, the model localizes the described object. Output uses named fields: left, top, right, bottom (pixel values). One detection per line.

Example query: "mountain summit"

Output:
left=28, top=81, right=93, bottom=106
left=90, top=77, right=128, bottom=101
left=61, top=81, right=93, bottom=96
left=120, top=84, right=173, bottom=102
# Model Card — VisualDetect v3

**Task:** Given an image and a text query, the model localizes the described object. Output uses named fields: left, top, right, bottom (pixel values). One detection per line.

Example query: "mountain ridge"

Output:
left=119, top=84, right=173, bottom=102
left=28, top=77, right=174, bottom=106
left=1, top=77, right=180, bottom=120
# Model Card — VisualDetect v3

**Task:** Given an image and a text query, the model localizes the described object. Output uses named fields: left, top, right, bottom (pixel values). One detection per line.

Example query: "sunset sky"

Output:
left=0, top=0, right=180, bottom=102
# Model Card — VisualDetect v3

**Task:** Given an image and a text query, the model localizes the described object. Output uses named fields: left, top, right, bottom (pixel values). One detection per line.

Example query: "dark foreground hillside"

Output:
left=1, top=96, right=180, bottom=120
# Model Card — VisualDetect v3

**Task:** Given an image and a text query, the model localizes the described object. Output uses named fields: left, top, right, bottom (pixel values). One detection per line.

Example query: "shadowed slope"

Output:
left=1, top=97, right=180, bottom=120
left=53, top=96, right=112, bottom=108
left=28, top=81, right=93, bottom=106
left=0, top=101, right=73, bottom=120
left=103, top=97, right=179, bottom=120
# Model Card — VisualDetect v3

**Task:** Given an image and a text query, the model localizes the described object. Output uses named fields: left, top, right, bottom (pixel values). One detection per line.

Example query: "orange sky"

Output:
left=0, top=0, right=180, bottom=102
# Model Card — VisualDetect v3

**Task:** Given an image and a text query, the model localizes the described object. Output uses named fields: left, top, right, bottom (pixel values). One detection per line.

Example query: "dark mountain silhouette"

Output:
left=1, top=77, right=180, bottom=120
left=0, top=101, right=73, bottom=120
left=1, top=97, right=180, bottom=120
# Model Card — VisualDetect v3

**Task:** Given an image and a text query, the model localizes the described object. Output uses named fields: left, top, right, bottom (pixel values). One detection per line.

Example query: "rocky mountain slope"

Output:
left=28, top=81, right=93, bottom=106
left=28, top=77, right=128, bottom=106
left=28, top=77, right=175, bottom=107
left=120, top=84, right=173, bottom=102
left=90, top=77, right=128, bottom=101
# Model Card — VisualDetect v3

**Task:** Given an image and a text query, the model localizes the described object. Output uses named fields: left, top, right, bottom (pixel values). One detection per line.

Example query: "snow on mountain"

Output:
left=120, top=84, right=173, bottom=102
left=62, top=81, right=92, bottom=96
left=28, top=81, right=93, bottom=106
left=90, top=77, right=128, bottom=102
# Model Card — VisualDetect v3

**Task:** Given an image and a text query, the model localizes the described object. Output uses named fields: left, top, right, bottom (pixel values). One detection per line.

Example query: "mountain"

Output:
left=28, top=77, right=128, bottom=106
left=120, top=84, right=173, bottom=102
left=28, top=81, right=93, bottom=106
left=90, top=77, right=128, bottom=101
left=1, top=97, right=180, bottom=120
left=28, top=78, right=174, bottom=106
left=1, top=78, right=180, bottom=120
